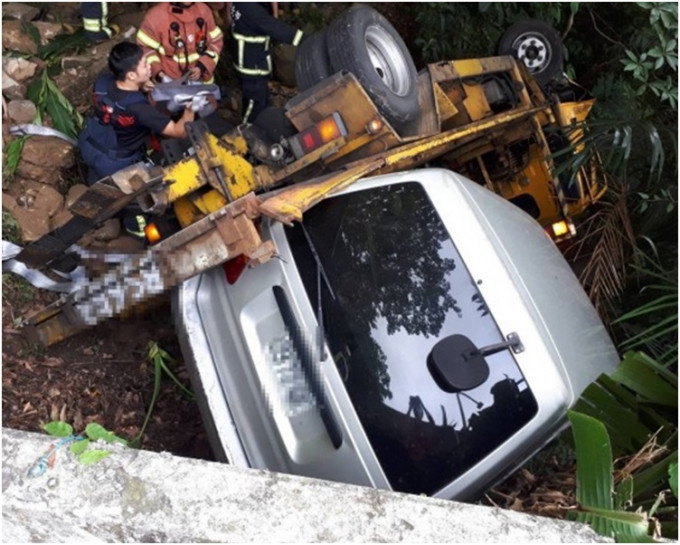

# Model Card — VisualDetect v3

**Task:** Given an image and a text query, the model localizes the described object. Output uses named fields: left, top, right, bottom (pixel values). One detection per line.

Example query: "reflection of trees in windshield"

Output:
left=329, top=184, right=458, bottom=338
left=291, top=182, right=457, bottom=405
left=472, top=292, right=489, bottom=317
left=366, top=376, right=537, bottom=496
left=286, top=182, right=538, bottom=495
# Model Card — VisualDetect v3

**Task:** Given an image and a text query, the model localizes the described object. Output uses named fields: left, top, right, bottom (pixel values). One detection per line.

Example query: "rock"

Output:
left=53, top=69, right=97, bottom=111
left=6, top=100, right=36, bottom=124
left=2, top=21, right=39, bottom=55
left=3, top=57, right=39, bottom=83
left=43, top=2, right=81, bottom=24
left=106, top=235, right=146, bottom=253
left=2, top=192, right=18, bottom=213
left=50, top=208, right=74, bottom=230
left=32, top=22, right=66, bottom=46
left=1, top=3, right=41, bottom=22
left=2, top=72, right=27, bottom=101
left=66, top=184, right=88, bottom=208
left=60, top=55, right=92, bottom=71
left=92, top=218, right=121, bottom=242
left=109, top=11, right=145, bottom=33
left=16, top=180, right=64, bottom=217
left=8, top=181, right=64, bottom=242
left=10, top=205, right=51, bottom=242
left=16, top=136, right=76, bottom=186
left=54, top=49, right=112, bottom=110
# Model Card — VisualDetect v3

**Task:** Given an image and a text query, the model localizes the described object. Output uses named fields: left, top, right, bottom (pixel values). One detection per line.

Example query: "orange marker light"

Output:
left=288, top=113, right=348, bottom=159
left=318, top=117, right=342, bottom=142
left=145, top=223, right=162, bottom=245
left=551, top=221, right=569, bottom=237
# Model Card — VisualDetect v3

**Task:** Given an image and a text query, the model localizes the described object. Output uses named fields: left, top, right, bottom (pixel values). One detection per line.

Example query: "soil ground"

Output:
left=1, top=279, right=213, bottom=462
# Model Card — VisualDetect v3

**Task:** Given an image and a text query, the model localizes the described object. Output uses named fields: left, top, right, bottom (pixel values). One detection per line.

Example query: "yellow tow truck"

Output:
left=15, top=44, right=606, bottom=347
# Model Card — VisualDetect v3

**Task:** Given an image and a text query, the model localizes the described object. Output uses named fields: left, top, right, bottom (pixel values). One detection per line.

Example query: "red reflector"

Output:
left=301, top=132, right=317, bottom=153
left=223, top=254, right=249, bottom=284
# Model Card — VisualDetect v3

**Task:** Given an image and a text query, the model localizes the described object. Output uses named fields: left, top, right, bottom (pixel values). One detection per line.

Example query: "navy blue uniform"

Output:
left=230, top=2, right=303, bottom=123
left=78, top=74, right=170, bottom=183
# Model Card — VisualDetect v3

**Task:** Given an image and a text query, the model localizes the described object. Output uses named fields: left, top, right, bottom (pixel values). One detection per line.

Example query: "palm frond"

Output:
left=569, top=181, right=637, bottom=319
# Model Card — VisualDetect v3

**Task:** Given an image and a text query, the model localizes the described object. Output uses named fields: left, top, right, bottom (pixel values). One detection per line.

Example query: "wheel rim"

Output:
left=364, top=25, right=411, bottom=96
left=511, top=31, right=553, bottom=74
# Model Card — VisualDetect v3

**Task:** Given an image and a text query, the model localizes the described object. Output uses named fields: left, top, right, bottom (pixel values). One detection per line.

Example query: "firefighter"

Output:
left=136, top=2, right=224, bottom=84
left=78, top=42, right=196, bottom=238
left=78, top=42, right=195, bottom=184
left=81, top=2, right=118, bottom=42
left=230, top=2, right=303, bottom=123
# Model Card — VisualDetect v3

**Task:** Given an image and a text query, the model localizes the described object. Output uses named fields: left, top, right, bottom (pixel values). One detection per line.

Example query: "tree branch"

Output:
left=588, top=6, right=627, bottom=48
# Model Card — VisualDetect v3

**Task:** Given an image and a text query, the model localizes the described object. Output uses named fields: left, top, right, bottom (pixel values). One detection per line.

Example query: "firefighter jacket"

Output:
left=230, top=3, right=303, bottom=77
left=137, top=2, right=224, bottom=83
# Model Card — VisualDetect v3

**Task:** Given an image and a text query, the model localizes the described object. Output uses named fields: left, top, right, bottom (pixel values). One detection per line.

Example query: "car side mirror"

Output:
left=427, top=333, right=524, bottom=392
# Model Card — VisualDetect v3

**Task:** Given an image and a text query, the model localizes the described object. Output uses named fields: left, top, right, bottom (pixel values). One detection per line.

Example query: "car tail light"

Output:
left=289, top=113, right=347, bottom=159
left=222, top=219, right=262, bottom=284
left=223, top=253, right=249, bottom=284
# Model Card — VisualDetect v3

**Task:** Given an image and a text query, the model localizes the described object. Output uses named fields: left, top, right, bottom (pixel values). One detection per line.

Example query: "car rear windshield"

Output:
left=285, top=181, right=537, bottom=495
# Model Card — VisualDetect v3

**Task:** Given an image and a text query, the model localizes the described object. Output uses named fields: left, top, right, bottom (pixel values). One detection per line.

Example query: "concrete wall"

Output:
left=2, top=427, right=611, bottom=542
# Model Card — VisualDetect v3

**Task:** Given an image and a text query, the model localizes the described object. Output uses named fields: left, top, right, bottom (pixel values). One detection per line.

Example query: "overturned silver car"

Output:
left=174, top=168, right=618, bottom=500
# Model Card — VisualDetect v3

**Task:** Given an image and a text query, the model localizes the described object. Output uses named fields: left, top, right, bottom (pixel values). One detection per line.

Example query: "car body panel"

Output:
left=175, top=168, right=618, bottom=500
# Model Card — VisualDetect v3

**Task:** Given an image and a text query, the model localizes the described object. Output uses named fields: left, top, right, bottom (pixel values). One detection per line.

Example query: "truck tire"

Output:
left=326, top=6, right=419, bottom=125
left=294, top=30, right=332, bottom=91
left=499, top=20, right=564, bottom=85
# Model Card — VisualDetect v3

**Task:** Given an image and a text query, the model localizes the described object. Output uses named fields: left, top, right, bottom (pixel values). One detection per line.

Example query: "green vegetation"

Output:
left=2, top=274, right=34, bottom=303
left=27, top=68, right=83, bottom=139
left=3, top=136, right=29, bottom=183
left=42, top=420, right=128, bottom=465
left=131, top=342, right=195, bottom=448
left=412, top=3, right=677, bottom=540
left=38, top=344, right=194, bottom=461
left=2, top=211, right=22, bottom=244
left=36, top=27, right=90, bottom=64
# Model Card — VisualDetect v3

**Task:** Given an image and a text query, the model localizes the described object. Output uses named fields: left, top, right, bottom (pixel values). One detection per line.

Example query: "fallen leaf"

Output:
left=42, top=357, right=63, bottom=367
left=22, top=402, right=34, bottom=413
left=72, top=409, right=83, bottom=431
left=520, top=468, right=537, bottom=485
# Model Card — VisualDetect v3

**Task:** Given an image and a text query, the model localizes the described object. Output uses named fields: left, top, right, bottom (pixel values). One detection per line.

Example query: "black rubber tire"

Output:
left=499, top=20, right=564, bottom=85
left=294, top=30, right=332, bottom=91
left=326, top=6, right=419, bottom=125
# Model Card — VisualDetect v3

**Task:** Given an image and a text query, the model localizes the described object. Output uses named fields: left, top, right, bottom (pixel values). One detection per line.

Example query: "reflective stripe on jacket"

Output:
left=136, top=2, right=223, bottom=82
left=82, top=2, right=114, bottom=37
left=230, top=2, right=303, bottom=77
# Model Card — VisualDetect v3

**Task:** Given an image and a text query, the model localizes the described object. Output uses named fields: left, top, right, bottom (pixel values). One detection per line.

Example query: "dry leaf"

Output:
left=42, top=357, right=63, bottom=367
left=72, top=408, right=83, bottom=431
left=520, top=468, right=537, bottom=485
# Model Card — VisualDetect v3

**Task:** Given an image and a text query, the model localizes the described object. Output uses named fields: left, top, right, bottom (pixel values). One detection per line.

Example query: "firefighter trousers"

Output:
left=240, top=75, right=268, bottom=124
